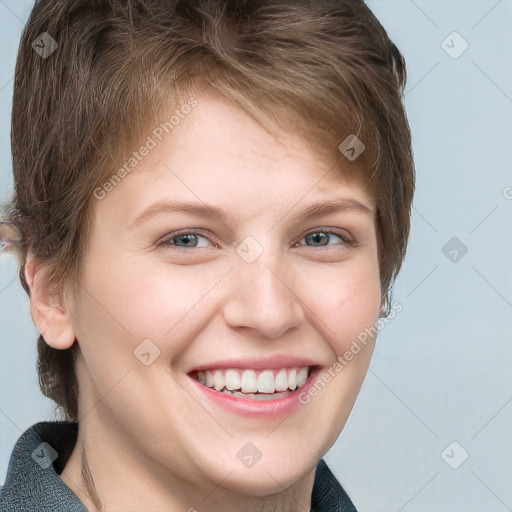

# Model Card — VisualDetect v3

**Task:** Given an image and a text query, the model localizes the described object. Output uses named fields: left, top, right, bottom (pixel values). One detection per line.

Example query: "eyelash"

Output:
left=157, top=228, right=356, bottom=252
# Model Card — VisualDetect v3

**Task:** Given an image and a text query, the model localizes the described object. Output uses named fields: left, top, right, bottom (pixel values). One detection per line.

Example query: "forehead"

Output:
left=94, top=90, right=375, bottom=226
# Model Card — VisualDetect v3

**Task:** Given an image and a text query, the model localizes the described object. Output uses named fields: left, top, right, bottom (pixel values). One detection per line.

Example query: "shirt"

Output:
left=0, top=421, right=357, bottom=511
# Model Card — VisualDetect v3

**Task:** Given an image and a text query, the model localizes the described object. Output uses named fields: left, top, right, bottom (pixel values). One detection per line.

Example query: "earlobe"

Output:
left=24, top=256, right=76, bottom=350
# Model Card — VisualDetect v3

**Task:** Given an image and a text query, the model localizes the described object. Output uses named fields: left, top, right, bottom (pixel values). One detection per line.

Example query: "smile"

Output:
left=191, top=367, right=310, bottom=400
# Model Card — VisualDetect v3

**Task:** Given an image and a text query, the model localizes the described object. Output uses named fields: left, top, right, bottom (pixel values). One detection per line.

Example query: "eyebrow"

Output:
left=128, top=197, right=374, bottom=230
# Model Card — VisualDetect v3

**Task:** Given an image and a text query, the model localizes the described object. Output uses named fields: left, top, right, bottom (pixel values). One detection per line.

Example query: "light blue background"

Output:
left=1, top=1, right=511, bottom=510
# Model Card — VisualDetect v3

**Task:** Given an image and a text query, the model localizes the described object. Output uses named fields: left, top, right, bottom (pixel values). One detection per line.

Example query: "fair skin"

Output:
left=25, top=91, right=381, bottom=512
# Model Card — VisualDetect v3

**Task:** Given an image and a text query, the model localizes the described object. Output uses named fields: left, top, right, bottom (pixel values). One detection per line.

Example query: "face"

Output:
left=64, top=91, right=381, bottom=501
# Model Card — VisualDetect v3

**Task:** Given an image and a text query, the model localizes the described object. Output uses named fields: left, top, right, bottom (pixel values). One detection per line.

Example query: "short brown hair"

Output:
left=2, top=0, right=414, bottom=422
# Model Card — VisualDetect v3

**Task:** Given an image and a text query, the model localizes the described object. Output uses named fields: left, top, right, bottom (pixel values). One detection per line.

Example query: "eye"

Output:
left=158, top=230, right=216, bottom=250
left=295, top=228, right=354, bottom=248
left=157, top=227, right=355, bottom=252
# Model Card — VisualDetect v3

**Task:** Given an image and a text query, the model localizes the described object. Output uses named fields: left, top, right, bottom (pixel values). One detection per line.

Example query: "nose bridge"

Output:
left=222, top=244, right=304, bottom=338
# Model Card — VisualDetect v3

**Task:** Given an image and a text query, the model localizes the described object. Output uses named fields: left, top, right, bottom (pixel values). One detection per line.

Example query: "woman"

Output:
left=0, top=0, right=414, bottom=510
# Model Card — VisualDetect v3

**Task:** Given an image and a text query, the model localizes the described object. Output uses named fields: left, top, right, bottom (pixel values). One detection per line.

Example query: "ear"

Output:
left=24, top=256, right=76, bottom=350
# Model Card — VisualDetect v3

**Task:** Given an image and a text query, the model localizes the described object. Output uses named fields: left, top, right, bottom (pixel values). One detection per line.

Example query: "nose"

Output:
left=222, top=252, right=305, bottom=339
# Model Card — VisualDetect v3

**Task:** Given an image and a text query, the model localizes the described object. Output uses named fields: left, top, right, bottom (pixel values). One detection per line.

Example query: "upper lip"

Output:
left=188, top=355, right=319, bottom=373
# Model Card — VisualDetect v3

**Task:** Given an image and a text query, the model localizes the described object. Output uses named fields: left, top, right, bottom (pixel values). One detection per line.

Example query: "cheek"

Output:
left=308, top=257, right=381, bottom=354
left=74, top=255, right=227, bottom=356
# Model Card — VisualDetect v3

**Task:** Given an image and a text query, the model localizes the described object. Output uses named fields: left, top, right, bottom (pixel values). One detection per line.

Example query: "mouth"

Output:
left=188, top=366, right=316, bottom=401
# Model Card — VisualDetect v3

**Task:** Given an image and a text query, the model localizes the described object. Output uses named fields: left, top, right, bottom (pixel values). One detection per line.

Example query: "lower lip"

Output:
left=189, top=367, right=322, bottom=418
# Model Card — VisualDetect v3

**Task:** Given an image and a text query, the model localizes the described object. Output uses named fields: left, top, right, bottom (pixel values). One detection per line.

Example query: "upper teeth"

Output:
left=196, top=367, right=310, bottom=394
